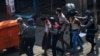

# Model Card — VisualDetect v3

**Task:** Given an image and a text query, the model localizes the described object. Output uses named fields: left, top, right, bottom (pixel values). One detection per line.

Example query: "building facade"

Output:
left=0, top=0, right=100, bottom=24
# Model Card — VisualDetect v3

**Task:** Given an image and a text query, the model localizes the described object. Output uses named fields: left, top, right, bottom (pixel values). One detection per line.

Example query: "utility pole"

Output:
left=93, top=0, right=97, bottom=26
left=51, top=0, right=53, bottom=16
left=79, top=0, right=82, bottom=16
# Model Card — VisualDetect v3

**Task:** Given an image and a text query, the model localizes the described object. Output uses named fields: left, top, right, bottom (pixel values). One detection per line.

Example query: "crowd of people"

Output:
left=17, top=3, right=98, bottom=56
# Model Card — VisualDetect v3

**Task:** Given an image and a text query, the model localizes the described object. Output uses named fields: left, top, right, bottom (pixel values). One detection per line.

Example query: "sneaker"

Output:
left=69, top=52, right=75, bottom=55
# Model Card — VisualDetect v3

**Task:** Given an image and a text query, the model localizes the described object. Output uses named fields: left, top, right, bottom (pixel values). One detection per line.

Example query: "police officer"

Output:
left=22, top=19, right=36, bottom=56
left=81, top=10, right=96, bottom=53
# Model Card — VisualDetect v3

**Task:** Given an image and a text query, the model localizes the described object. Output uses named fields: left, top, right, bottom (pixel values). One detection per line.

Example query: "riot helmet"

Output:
left=27, top=18, right=34, bottom=26
left=65, top=3, right=75, bottom=11
left=84, top=10, right=92, bottom=16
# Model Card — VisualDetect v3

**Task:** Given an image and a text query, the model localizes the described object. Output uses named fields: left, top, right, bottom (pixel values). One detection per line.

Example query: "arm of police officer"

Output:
left=81, top=16, right=93, bottom=28
left=77, top=16, right=87, bottom=19
left=75, top=16, right=82, bottom=25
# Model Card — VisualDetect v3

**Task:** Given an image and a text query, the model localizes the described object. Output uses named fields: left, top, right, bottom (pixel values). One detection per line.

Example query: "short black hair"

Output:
left=41, top=16, right=48, bottom=21
left=56, top=8, right=62, bottom=13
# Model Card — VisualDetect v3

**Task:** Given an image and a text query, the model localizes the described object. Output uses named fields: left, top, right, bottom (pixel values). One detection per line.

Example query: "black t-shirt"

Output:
left=84, top=16, right=95, bottom=29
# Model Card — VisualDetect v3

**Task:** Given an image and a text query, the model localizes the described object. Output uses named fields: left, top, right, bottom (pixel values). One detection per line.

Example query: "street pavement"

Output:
left=2, top=26, right=100, bottom=56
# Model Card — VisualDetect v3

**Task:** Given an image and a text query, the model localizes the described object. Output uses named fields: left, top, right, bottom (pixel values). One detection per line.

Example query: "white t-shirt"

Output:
left=58, top=13, right=67, bottom=24
left=44, top=20, right=51, bottom=33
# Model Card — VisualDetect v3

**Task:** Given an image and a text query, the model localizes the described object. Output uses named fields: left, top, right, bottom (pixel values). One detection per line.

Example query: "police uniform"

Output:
left=85, top=16, right=96, bottom=53
left=22, top=19, right=36, bottom=56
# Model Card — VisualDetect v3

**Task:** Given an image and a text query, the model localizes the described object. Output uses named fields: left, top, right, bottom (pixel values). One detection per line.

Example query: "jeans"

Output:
left=71, top=29, right=83, bottom=53
left=70, top=31, right=83, bottom=48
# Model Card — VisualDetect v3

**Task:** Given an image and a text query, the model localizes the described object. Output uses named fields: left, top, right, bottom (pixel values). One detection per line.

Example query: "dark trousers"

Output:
left=52, top=34, right=64, bottom=56
left=59, top=31, right=69, bottom=50
left=23, top=38, right=35, bottom=56
left=70, top=32, right=73, bottom=48
left=86, top=31, right=95, bottom=51
left=19, top=37, right=24, bottom=53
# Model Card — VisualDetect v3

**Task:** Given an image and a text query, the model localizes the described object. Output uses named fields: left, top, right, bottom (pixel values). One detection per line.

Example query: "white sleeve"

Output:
left=62, top=14, right=68, bottom=23
left=48, top=23, right=52, bottom=28
left=45, top=24, right=49, bottom=32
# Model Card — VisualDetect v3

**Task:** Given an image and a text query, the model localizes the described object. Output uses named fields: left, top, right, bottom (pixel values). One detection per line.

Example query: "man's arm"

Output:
left=81, top=16, right=93, bottom=28
left=63, top=13, right=69, bottom=24
left=77, top=16, right=87, bottom=19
